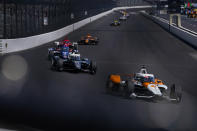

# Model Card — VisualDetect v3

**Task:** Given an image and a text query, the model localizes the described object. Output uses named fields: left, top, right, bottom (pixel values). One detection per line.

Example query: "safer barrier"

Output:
left=0, top=5, right=152, bottom=54
left=142, top=12, right=197, bottom=48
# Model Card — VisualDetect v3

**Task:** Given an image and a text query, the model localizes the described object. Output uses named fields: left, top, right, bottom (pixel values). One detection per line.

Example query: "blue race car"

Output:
left=50, top=47, right=97, bottom=75
left=48, top=42, right=78, bottom=60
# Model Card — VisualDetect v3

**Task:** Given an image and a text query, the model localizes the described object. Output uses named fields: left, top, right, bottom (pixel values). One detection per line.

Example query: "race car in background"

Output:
left=125, top=13, right=130, bottom=17
left=110, top=20, right=121, bottom=26
left=123, top=12, right=130, bottom=17
left=106, top=66, right=182, bottom=103
left=78, top=34, right=99, bottom=45
left=50, top=46, right=97, bottom=75
left=48, top=40, right=78, bottom=60
left=119, top=10, right=130, bottom=17
left=188, top=8, right=197, bottom=18
left=58, top=39, right=78, bottom=52
left=119, top=10, right=125, bottom=14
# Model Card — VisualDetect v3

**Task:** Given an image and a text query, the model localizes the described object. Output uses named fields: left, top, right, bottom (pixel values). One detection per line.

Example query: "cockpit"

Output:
left=62, top=47, right=69, bottom=52
left=70, top=54, right=81, bottom=61
left=61, top=47, right=69, bottom=59
left=143, top=76, right=155, bottom=82
left=86, top=34, right=92, bottom=38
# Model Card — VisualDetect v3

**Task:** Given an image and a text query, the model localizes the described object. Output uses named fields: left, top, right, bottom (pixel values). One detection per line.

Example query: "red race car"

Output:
left=61, top=39, right=72, bottom=47
left=58, top=39, right=77, bottom=52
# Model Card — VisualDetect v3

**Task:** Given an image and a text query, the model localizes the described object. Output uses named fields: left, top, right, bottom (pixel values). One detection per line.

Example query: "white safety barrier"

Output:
left=0, top=5, right=152, bottom=53
left=142, top=12, right=197, bottom=48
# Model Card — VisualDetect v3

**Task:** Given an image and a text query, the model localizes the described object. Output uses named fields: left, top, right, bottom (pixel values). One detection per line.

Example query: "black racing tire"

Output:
left=106, top=78, right=114, bottom=94
left=50, top=58, right=56, bottom=70
left=48, top=51, right=53, bottom=60
left=92, top=41, right=96, bottom=45
left=93, top=41, right=96, bottom=45
left=170, top=84, right=182, bottom=103
left=57, top=59, right=64, bottom=72
left=78, top=40, right=84, bottom=45
left=89, top=41, right=94, bottom=45
left=124, top=81, right=134, bottom=98
left=90, top=61, right=97, bottom=75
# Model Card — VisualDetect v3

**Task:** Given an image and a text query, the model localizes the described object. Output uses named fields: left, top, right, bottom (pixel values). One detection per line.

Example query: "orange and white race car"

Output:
left=78, top=34, right=99, bottom=45
left=106, top=66, right=182, bottom=103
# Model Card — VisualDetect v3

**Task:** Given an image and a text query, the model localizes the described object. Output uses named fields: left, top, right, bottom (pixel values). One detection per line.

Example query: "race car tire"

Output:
left=57, top=59, right=64, bottom=72
left=48, top=51, right=54, bottom=60
left=170, top=84, right=182, bottom=103
left=90, top=61, right=97, bottom=75
left=93, top=41, right=97, bottom=45
left=78, top=40, right=84, bottom=45
left=50, top=58, right=55, bottom=70
left=89, top=41, right=94, bottom=45
left=124, top=81, right=134, bottom=98
left=106, top=79, right=114, bottom=93
left=90, top=40, right=97, bottom=45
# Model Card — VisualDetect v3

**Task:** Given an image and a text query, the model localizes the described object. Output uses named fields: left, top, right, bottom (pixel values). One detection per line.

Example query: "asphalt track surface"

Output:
left=0, top=9, right=197, bottom=131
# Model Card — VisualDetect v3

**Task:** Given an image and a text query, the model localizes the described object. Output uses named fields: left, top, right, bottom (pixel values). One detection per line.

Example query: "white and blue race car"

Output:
left=50, top=47, right=97, bottom=75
